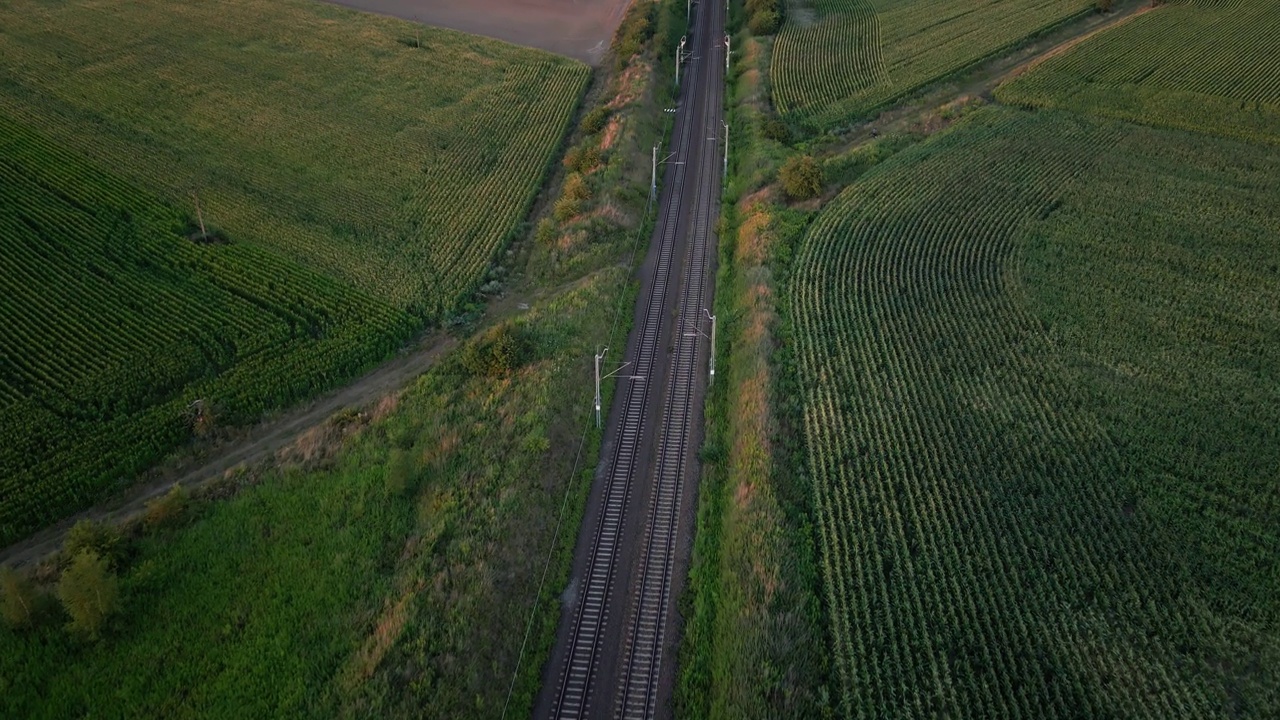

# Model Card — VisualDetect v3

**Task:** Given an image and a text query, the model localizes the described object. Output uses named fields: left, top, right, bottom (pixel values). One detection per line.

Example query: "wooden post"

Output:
left=191, top=191, right=206, bottom=238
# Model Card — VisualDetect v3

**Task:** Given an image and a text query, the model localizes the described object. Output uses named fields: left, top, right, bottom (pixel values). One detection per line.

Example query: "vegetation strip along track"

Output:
left=548, top=0, right=724, bottom=717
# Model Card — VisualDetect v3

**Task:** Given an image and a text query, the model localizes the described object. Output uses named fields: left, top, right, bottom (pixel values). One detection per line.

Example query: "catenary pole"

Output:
left=594, top=347, right=608, bottom=428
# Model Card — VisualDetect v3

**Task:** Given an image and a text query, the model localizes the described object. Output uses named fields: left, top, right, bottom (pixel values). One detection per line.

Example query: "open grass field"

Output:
left=997, top=0, right=1280, bottom=145
left=0, top=265, right=626, bottom=719
left=789, top=106, right=1278, bottom=717
left=0, top=0, right=588, bottom=544
left=771, top=0, right=1092, bottom=129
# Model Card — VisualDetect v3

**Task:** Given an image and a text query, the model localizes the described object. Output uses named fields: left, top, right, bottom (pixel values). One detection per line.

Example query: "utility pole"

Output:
left=652, top=144, right=658, bottom=200
left=652, top=145, right=682, bottom=200
left=191, top=190, right=206, bottom=238
left=704, top=309, right=717, bottom=384
left=676, top=35, right=687, bottom=86
left=594, top=351, right=637, bottom=428
left=722, top=122, right=729, bottom=181
left=594, top=347, right=608, bottom=429
left=724, top=34, right=731, bottom=74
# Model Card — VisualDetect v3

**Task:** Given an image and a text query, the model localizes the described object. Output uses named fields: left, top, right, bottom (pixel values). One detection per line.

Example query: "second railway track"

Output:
left=539, top=0, right=726, bottom=717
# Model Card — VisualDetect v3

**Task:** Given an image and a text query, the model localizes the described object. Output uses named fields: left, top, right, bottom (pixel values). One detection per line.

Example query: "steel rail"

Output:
left=548, top=16, right=703, bottom=719
left=548, top=0, right=723, bottom=715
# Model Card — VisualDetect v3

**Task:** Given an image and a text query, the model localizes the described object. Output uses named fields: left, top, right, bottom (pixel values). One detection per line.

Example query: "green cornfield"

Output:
left=790, top=107, right=1279, bottom=717
left=772, top=0, right=1091, bottom=128
left=997, top=0, right=1280, bottom=145
left=0, top=0, right=588, bottom=544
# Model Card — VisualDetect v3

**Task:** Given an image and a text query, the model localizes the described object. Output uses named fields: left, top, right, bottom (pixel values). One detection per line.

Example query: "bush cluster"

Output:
left=580, top=106, right=610, bottom=135
left=779, top=155, right=824, bottom=200
left=614, top=2, right=656, bottom=68
left=746, top=0, right=785, bottom=36
left=461, top=324, right=535, bottom=377
left=762, top=118, right=791, bottom=143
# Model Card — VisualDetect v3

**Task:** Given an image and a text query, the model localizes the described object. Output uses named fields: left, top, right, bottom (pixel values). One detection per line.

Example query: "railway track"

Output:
left=542, top=0, right=724, bottom=718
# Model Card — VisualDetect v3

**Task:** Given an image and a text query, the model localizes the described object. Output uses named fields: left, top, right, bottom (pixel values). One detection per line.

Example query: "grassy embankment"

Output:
left=0, top=0, right=588, bottom=545
left=0, top=1, right=686, bottom=717
left=675, top=6, right=830, bottom=717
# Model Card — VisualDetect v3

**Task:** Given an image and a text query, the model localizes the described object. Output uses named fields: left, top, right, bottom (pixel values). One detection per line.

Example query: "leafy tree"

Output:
left=58, top=550, right=118, bottom=638
left=747, top=0, right=785, bottom=35
left=779, top=155, right=824, bottom=200
left=1, top=565, right=36, bottom=629
left=1096, top=0, right=1113, bottom=12
left=748, top=9, right=782, bottom=36
left=63, top=519, right=121, bottom=568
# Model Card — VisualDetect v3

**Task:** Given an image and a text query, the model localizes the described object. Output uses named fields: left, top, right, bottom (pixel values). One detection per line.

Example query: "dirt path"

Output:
left=0, top=257, right=616, bottom=572
left=830, top=1, right=1153, bottom=148
left=0, top=332, right=456, bottom=569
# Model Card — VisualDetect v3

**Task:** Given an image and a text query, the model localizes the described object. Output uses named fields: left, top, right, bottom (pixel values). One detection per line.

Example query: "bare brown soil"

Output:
left=325, top=0, right=633, bottom=63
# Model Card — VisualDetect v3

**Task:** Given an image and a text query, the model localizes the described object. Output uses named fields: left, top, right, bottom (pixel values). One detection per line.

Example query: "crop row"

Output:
left=772, top=0, right=1092, bottom=128
left=0, top=0, right=589, bottom=313
left=0, top=117, right=416, bottom=545
left=772, top=0, right=887, bottom=119
left=788, top=109, right=1236, bottom=716
left=0, top=61, right=588, bottom=312
left=997, top=0, right=1280, bottom=145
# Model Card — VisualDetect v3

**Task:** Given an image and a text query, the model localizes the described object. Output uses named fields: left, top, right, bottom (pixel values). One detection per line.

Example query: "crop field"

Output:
left=790, top=107, right=1278, bottom=717
left=0, top=0, right=588, bottom=544
left=771, top=0, right=1091, bottom=128
left=997, top=0, right=1280, bottom=145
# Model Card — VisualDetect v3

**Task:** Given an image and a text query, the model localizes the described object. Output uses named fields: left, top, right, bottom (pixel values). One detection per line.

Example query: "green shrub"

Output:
left=779, top=155, right=824, bottom=200
left=143, top=484, right=189, bottom=530
left=554, top=196, right=582, bottom=222
left=385, top=449, right=417, bottom=497
left=563, top=172, right=592, bottom=201
left=58, top=550, right=118, bottom=638
left=63, top=519, right=121, bottom=569
left=762, top=118, right=791, bottom=143
left=461, top=324, right=534, bottom=378
left=1, top=565, right=36, bottom=630
left=580, top=106, right=610, bottom=135
left=535, top=217, right=558, bottom=245
left=563, top=146, right=582, bottom=170
left=575, top=146, right=603, bottom=173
